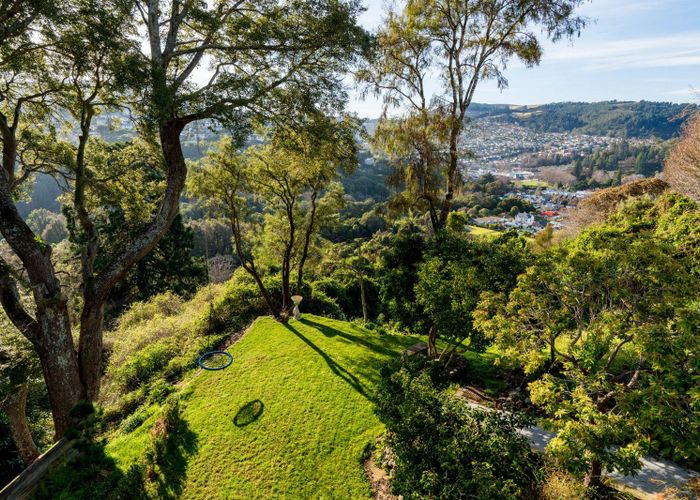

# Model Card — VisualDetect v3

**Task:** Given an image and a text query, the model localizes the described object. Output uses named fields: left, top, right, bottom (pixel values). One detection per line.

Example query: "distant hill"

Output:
left=465, top=101, right=696, bottom=140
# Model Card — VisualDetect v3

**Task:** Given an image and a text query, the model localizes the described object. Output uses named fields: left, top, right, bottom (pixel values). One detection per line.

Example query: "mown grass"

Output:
left=467, top=225, right=501, bottom=237
left=515, top=179, right=552, bottom=189
left=106, top=315, right=419, bottom=498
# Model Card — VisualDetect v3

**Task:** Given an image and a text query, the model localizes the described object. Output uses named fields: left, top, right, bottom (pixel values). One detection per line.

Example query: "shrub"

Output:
left=101, top=279, right=261, bottom=424
left=112, top=341, right=178, bottom=392
left=540, top=467, right=586, bottom=500
left=119, top=407, right=153, bottom=434
left=375, top=356, right=537, bottom=499
left=305, top=287, right=345, bottom=319
left=103, top=387, right=146, bottom=424
left=146, top=378, right=174, bottom=405
left=116, top=292, right=184, bottom=331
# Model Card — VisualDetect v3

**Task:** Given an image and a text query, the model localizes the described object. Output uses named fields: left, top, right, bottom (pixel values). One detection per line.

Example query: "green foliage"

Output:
left=188, top=115, right=361, bottom=316
left=107, top=215, right=207, bottom=317
left=101, top=282, right=259, bottom=422
left=445, top=210, right=468, bottom=232
left=476, top=193, right=700, bottom=474
left=25, top=208, right=67, bottom=244
left=119, top=407, right=154, bottom=435
left=571, top=140, right=671, bottom=189
left=112, top=342, right=178, bottom=392
left=375, top=219, right=427, bottom=332
left=63, top=139, right=208, bottom=317
left=497, top=196, right=536, bottom=214
left=415, top=231, right=531, bottom=354
left=375, top=356, right=537, bottom=499
left=363, top=0, right=585, bottom=230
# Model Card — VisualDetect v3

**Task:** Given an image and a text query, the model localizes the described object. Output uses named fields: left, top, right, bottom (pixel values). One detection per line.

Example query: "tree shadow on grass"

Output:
left=154, top=419, right=199, bottom=499
left=300, top=318, right=397, bottom=357
left=233, top=400, right=265, bottom=427
left=283, top=323, right=370, bottom=400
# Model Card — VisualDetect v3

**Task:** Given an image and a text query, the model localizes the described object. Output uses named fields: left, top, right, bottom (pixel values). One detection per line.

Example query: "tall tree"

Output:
left=0, top=0, right=368, bottom=437
left=363, top=0, right=586, bottom=231
left=189, top=115, right=359, bottom=319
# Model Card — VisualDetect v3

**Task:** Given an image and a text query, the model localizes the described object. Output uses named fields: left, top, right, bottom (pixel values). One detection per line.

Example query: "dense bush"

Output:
left=416, top=231, right=531, bottom=356
left=375, top=356, right=537, bottom=499
left=375, top=219, right=427, bottom=332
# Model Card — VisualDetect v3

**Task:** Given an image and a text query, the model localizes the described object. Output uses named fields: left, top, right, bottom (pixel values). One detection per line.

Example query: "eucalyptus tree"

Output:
left=189, top=115, right=359, bottom=319
left=0, top=0, right=369, bottom=438
left=363, top=0, right=587, bottom=231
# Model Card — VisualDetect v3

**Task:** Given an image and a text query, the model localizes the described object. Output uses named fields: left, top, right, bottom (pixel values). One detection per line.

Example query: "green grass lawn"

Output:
left=467, top=225, right=501, bottom=237
left=515, top=179, right=551, bottom=189
left=106, top=315, right=419, bottom=499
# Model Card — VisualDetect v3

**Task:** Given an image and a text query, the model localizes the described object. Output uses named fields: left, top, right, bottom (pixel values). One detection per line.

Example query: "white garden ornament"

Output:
left=291, top=295, right=303, bottom=320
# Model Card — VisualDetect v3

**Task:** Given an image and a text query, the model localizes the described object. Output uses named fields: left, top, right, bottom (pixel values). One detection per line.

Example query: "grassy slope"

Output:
left=106, top=315, right=419, bottom=499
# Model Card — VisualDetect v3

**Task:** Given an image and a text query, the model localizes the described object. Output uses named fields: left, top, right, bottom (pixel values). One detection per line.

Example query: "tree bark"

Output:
left=77, top=296, right=105, bottom=402
left=281, top=201, right=296, bottom=320
left=584, top=458, right=602, bottom=489
left=4, top=384, right=40, bottom=466
left=427, top=326, right=438, bottom=359
left=359, top=276, right=368, bottom=323
left=35, top=300, right=84, bottom=438
left=1, top=163, right=85, bottom=437
left=228, top=215, right=279, bottom=320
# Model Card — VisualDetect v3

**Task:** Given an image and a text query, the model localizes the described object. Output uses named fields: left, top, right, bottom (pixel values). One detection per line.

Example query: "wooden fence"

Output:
left=0, top=439, right=75, bottom=500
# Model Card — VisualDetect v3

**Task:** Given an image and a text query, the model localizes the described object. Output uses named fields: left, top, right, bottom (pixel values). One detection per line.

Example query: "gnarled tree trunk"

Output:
left=3, top=384, right=40, bottom=465
left=34, top=298, right=84, bottom=438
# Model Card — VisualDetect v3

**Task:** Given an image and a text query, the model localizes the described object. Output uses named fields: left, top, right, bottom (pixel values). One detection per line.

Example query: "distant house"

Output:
left=514, top=212, right=535, bottom=228
left=541, top=210, right=559, bottom=217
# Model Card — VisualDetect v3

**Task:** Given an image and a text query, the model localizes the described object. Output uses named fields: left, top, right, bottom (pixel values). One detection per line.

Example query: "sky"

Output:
left=350, top=0, right=700, bottom=117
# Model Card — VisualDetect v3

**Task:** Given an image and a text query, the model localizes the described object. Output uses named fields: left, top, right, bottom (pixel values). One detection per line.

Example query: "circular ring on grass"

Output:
left=198, top=351, right=233, bottom=371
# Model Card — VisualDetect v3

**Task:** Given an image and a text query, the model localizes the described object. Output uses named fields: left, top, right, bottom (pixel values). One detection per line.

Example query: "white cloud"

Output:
left=542, top=33, right=700, bottom=70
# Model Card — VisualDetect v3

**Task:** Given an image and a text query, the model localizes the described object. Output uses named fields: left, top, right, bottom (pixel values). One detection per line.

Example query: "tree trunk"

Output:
left=4, top=384, right=40, bottom=466
left=1, top=148, right=86, bottom=439
left=281, top=203, right=296, bottom=320
left=427, top=326, right=438, bottom=359
left=439, top=130, right=460, bottom=228
left=35, top=301, right=84, bottom=439
left=77, top=297, right=105, bottom=402
left=228, top=217, right=280, bottom=320
left=584, top=458, right=602, bottom=489
left=281, top=267, right=291, bottom=321
left=359, top=276, right=368, bottom=323
left=77, top=119, right=189, bottom=401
